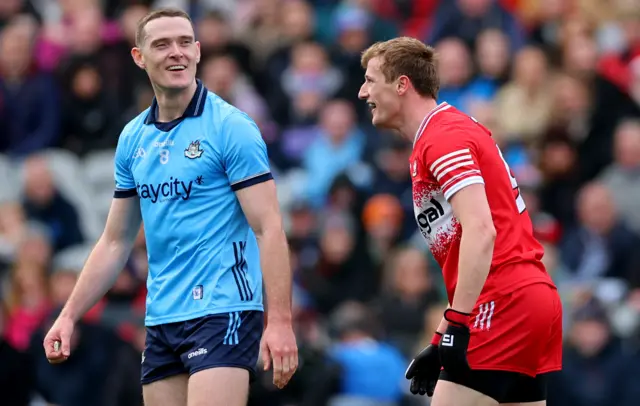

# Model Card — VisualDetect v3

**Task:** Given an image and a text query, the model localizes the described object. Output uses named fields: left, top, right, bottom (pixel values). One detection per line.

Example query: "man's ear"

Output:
left=195, top=41, right=201, bottom=64
left=131, top=47, right=145, bottom=69
left=397, top=75, right=410, bottom=96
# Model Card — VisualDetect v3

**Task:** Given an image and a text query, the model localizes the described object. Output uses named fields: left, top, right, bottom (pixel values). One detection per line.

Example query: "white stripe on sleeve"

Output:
left=443, top=175, right=485, bottom=201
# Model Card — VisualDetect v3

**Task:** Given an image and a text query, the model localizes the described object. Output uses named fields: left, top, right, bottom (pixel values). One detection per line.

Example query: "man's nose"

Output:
left=168, top=42, right=183, bottom=58
left=358, top=85, right=367, bottom=100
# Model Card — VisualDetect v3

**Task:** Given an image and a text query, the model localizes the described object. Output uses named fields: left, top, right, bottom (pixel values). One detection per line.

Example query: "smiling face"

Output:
left=358, top=37, right=439, bottom=131
left=358, top=56, right=403, bottom=129
left=132, top=15, right=201, bottom=92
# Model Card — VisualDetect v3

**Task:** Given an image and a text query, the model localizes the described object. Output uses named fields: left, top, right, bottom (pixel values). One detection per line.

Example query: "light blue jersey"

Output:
left=113, top=80, right=268, bottom=326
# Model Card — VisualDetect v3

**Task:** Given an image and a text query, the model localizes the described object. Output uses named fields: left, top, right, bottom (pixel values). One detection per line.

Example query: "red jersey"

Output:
left=409, top=103, right=554, bottom=305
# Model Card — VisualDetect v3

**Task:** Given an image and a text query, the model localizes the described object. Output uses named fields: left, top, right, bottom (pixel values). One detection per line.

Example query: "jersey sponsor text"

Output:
left=136, top=177, right=196, bottom=203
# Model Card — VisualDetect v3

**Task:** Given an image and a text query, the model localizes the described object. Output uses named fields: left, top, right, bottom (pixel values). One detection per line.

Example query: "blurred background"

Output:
left=1, top=0, right=640, bottom=405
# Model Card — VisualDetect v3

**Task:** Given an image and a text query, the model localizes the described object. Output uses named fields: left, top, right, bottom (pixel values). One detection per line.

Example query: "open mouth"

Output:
left=367, top=101, right=376, bottom=112
left=167, top=65, right=186, bottom=72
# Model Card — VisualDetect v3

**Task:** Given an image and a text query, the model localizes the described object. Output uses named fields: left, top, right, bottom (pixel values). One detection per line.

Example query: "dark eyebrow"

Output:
left=150, top=35, right=194, bottom=47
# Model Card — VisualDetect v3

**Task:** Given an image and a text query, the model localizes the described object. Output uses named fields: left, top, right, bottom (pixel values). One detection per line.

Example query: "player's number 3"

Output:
left=495, top=144, right=526, bottom=214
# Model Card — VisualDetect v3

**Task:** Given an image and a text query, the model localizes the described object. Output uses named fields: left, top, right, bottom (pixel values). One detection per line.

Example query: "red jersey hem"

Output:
left=536, top=366, right=563, bottom=374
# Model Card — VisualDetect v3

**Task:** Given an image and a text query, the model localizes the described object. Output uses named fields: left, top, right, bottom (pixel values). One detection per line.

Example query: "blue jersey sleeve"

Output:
left=222, top=112, right=273, bottom=191
left=113, top=131, right=137, bottom=198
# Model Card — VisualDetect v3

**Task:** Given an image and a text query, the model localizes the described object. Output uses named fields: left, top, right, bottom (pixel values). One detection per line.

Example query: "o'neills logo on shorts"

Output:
left=188, top=348, right=208, bottom=359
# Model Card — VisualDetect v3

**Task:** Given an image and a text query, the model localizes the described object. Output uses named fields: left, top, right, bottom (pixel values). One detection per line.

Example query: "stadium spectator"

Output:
left=302, top=211, right=372, bottom=314
left=547, top=72, right=593, bottom=145
left=196, top=11, right=253, bottom=77
left=102, top=312, right=145, bottom=406
left=57, top=58, right=123, bottom=156
left=111, top=3, right=152, bottom=117
left=548, top=298, right=639, bottom=406
left=200, top=53, right=266, bottom=122
left=373, top=246, right=440, bottom=357
left=0, top=15, right=60, bottom=157
left=36, top=1, right=121, bottom=72
left=474, top=28, right=511, bottom=86
left=21, top=154, right=84, bottom=252
left=598, top=119, right=640, bottom=233
left=435, top=37, right=497, bottom=115
left=284, top=42, right=343, bottom=125
left=28, top=251, right=125, bottom=406
left=2, top=222, right=52, bottom=352
left=0, top=303, right=34, bottom=406
left=0, top=200, right=26, bottom=269
left=428, top=0, right=526, bottom=53
left=560, top=181, right=640, bottom=285
left=286, top=199, right=319, bottom=269
left=0, top=0, right=40, bottom=30
left=302, top=99, right=365, bottom=206
left=361, top=194, right=404, bottom=268
left=326, top=301, right=407, bottom=406
left=494, top=45, right=553, bottom=146
left=538, top=136, right=582, bottom=227
left=328, top=3, right=373, bottom=112
left=367, top=138, right=414, bottom=239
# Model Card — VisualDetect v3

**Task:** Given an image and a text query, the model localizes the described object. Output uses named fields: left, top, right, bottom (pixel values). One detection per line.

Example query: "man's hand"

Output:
left=405, top=332, right=443, bottom=396
left=260, top=320, right=298, bottom=389
left=439, top=309, right=472, bottom=375
left=43, top=316, right=75, bottom=364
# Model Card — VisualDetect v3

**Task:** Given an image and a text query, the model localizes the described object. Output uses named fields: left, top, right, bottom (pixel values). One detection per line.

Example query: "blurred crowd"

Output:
left=1, top=0, right=640, bottom=405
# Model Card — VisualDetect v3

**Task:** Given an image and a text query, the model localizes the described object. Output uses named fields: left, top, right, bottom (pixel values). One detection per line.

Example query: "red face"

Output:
left=358, top=56, right=403, bottom=130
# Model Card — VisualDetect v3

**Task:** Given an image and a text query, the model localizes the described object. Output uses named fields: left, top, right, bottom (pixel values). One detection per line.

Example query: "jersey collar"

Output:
left=144, top=79, right=207, bottom=125
left=413, top=102, right=451, bottom=147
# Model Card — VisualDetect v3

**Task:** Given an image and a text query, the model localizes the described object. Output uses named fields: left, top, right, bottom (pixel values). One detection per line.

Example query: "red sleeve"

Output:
left=423, top=125, right=484, bottom=201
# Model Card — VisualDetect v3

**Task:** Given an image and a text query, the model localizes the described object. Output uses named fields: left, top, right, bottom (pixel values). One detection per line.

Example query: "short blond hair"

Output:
left=361, top=36, right=439, bottom=99
left=135, top=8, right=194, bottom=47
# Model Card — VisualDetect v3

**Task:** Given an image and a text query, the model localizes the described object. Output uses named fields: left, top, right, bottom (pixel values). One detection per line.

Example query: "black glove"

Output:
left=405, top=332, right=442, bottom=396
left=439, top=309, right=472, bottom=376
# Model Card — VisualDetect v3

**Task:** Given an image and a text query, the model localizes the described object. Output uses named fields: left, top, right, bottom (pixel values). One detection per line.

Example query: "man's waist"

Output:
left=146, top=261, right=238, bottom=276
left=479, top=262, right=555, bottom=300
left=144, top=304, right=264, bottom=326
left=446, top=261, right=554, bottom=303
left=479, top=277, right=554, bottom=302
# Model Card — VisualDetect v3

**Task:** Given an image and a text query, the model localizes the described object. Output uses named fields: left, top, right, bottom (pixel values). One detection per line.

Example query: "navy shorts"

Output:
left=141, top=311, right=263, bottom=385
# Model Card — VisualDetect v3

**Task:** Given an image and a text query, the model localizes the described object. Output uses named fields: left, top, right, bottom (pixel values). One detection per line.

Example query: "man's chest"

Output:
left=130, top=130, right=219, bottom=204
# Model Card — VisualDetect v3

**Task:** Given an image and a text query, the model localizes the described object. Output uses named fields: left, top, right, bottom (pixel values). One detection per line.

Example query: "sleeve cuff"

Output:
left=443, top=176, right=484, bottom=201
left=444, top=309, right=471, bottom=327
left=230, top=172, right=273, bottom=191
left=114, top=188, right=137, bottom=198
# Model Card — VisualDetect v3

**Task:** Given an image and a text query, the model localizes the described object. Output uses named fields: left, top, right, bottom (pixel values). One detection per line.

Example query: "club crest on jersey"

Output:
left=184, top=140, right=204, bottom=159
left=411, top=161, right=418, bottom=177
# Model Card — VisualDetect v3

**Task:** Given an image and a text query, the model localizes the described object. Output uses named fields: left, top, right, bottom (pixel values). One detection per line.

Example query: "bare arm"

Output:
left=435, top=306, right=451, bottom=334
left=449, top=183, right=496, bottom=314
left=235, top=180, right=292, bottom=323
left=59, top=197, right=142, bottom=322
